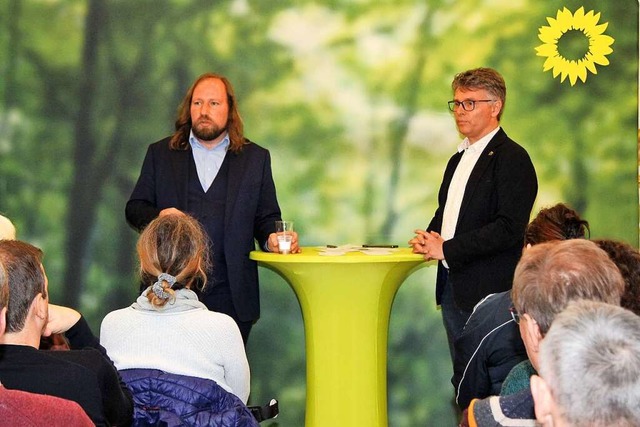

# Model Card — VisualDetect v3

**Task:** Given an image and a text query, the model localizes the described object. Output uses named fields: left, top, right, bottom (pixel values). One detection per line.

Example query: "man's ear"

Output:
left=524, top=314, right=543, bottom=353
left=32, top=293, right=48, bottom=322
left=530, top=374, right=554, bottom=425
left=491, top=99, right=503, bottom=118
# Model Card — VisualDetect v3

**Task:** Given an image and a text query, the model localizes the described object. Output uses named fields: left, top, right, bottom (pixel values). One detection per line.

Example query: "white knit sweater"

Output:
left=100, top=288, right=250, bottom=403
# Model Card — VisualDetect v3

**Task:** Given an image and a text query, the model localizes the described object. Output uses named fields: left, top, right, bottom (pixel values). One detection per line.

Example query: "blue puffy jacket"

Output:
left=120, top=369, right=259, bottom=427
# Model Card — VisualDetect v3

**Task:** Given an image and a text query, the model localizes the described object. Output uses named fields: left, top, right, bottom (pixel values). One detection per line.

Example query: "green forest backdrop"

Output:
left=0, top=0, right=638, bottom=425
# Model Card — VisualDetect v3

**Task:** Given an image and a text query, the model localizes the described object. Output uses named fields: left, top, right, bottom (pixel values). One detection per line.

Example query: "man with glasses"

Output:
left=462, top=239, right=624, bottom=426
left=410, top=68, right=538, bottom=368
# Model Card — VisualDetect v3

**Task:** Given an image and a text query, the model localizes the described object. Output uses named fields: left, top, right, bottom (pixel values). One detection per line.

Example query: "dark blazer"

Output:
left=428, top=128, right=537, bottom=311
left=125, top=137, right=282, bottom=322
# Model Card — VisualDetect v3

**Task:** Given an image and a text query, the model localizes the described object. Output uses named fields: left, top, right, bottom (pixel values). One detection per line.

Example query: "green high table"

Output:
left=250, top=247, right=425, bottom=427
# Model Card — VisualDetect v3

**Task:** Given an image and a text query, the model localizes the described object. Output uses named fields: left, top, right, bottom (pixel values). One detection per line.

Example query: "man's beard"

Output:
left=192, top=118, right=227, bottom=142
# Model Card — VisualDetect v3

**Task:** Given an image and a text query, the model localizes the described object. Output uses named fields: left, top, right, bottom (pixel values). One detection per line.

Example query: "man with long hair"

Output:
left=126, top=73, right=299, bottom=343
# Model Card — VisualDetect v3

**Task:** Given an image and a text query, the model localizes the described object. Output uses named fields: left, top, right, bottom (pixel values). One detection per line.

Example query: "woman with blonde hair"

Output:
left=100, top=214, right=255, bottom=426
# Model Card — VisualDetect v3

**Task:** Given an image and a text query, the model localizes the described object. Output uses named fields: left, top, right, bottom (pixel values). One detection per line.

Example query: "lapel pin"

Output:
left=488, top=151, right=494, bottom=156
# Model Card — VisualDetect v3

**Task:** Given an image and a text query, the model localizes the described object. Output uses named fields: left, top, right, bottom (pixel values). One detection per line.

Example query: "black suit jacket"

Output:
left=125, top=137, right=281, bottom=322
left=428, top=128, right=537, bottom=311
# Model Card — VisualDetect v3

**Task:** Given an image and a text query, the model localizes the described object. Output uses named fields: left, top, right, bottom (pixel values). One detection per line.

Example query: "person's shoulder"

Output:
left=240, top=138, right=269, bottom=154
left=197, top=308, right=239, bottom=326
left=470, top=389, right=535, bottom=426
left=100, top=306, right=134, bottom=326
left=465, top=292, right=512, bottom=329
left=147, top=136, right=173, bottom=151
left=0, top=344, right=74, bottom=366
left=0, top=387, right=93, bottom=426
left=46, top=346, right=104, bottom=363
left=501, top=360, right=536, bottom=395
left=491, top=130, right=532, bottom=156
left=193, top=310, right=245, bottom=340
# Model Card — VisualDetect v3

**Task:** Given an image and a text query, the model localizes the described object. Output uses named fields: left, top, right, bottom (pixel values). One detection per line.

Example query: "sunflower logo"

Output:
left=535, top=6, right=614, bottom=86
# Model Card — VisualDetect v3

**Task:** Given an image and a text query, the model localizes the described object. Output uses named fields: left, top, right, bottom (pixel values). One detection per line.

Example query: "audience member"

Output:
left=452, top=203, right=589, bottom=409
left=0, top=240, right=133, bottom=426
left=463, top=239, right=624, bottom=426
left=593, top=238, right=640, bottom=316
left=100, top=214, right=250, bottom=403
left=500, top=236, right=640, bottom=397
left=531, top=300, right=640, bottom=427
left=0, top=260, right=94, bottom=426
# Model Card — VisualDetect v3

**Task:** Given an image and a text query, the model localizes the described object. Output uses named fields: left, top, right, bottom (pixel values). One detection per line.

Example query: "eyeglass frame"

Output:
left=509, top=305, right=521, bottom=324
left=448, top=99, right=496, bottom=112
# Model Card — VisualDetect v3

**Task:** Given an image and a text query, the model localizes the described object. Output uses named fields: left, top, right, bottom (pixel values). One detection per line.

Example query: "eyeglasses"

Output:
left=509, top=305, right=521, bottom=324
left=448, top=99, right=495, bottom=112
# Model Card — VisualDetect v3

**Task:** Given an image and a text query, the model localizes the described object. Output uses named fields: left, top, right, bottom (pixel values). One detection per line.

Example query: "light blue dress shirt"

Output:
left=188, top=130, right=230, bottom=192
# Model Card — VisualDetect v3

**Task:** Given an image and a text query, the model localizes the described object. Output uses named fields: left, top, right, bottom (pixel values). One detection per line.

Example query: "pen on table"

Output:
left=362, top=244, right=399, bottom=248
left=326, top=245, right=338, bottom=248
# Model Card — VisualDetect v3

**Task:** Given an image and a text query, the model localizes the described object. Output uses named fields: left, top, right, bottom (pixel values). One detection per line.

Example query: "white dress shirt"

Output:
left=440, top=127, right=500, bottom=268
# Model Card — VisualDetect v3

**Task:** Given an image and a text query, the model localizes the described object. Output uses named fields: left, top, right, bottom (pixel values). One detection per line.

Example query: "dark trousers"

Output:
left=440, top=274, right=472, bottom=367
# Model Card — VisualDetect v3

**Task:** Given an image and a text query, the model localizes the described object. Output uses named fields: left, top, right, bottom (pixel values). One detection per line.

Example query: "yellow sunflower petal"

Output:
left=591, top=54, right=611, bottom=66
left=582, top=55, right=598, bottom=74
left=556, top=7, right=575, bottom=28
left=539, top=25, right=563, bottom=42
left=576, top=61, right=588, bottom=83
left=551, top=57, right=570, bottom=78
left=572, top=6, right=586, bottom=28
left=536, top=43, right=559, bottom=57
left=591, top=34, right=615, bottom=50
left=543, top=56, right=558, bottom=72
left=566, top=61, right=580, bottom=86
left=586, top=22, right=609, bottom=37
left=583, top=10, right=602, bottom=30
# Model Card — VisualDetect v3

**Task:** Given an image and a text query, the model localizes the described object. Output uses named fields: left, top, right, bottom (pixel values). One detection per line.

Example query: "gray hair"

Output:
left=539, top=300, right=640, bottom=427
left=452, top=67, right=507, bottom=120
left=512, top=239, right=624, bottom=334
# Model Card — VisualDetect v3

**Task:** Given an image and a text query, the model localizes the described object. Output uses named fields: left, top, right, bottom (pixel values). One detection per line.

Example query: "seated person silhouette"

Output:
left=452, top=203, right=589, bottom=409
left=462, top=239, right=624, bottom=426
left=100, top=214, right=257, bottom=426
left=531, top=300, right=640, bottom=427
left=0, top=239, right=134, bottom=426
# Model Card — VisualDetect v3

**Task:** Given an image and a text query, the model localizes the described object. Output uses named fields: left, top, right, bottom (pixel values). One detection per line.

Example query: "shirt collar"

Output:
left=457, top=126, right=500, bottom=154
left=189, top=130, right=230, bottom=151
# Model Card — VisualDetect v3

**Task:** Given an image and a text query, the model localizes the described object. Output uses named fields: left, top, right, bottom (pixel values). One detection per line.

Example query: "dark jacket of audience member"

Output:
left=0, top=316, right=133, bottom=426
left=121, top=368, right=259, bottom=427
left=452, top=203, right=589, bottom=409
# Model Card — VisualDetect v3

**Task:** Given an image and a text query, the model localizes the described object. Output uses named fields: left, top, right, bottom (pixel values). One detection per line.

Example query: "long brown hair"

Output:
left=169, top=72, right=246, bottom=153
left=137, top=214, right=211, bottom=308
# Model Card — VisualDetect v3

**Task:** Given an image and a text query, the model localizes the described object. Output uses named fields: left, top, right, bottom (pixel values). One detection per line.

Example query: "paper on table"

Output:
left=318, top=245, right=399, bottom=256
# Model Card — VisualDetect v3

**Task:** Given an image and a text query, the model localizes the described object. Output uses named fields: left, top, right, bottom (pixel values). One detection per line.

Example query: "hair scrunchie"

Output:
left=152, top=272, right=177, bottom=300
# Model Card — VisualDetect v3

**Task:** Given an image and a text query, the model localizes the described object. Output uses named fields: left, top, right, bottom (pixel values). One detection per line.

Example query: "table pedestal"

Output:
left=251, top=248, right=424, bottom=427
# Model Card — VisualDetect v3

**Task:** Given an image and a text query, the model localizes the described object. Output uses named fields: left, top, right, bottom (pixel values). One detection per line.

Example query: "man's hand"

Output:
left=409, top=229, right=445, bottom=261
left=159, top=207, right=186, bottom=217
left=267, top=231, right=301, bottom=254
